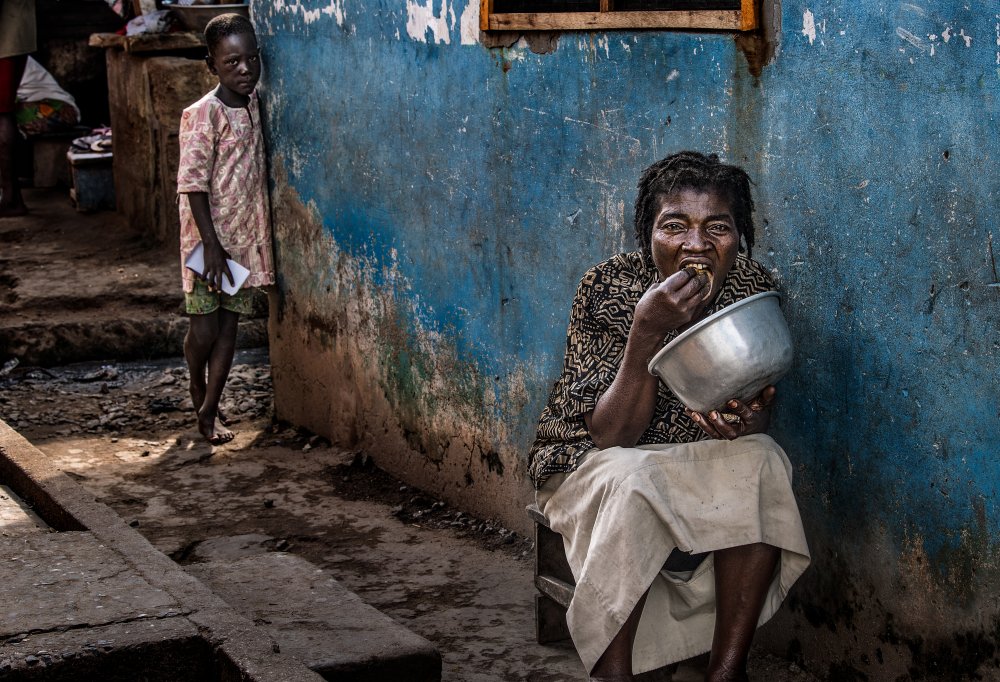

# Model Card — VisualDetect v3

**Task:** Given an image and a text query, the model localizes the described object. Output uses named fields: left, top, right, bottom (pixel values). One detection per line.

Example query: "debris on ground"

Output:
left=0, top=350, right=273, bottom=438
left=327, top=451, right=533, bottom=558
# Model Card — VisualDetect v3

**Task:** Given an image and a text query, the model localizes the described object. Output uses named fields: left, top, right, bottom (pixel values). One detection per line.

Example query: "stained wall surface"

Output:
left=253, top=1, right=999, bottom=676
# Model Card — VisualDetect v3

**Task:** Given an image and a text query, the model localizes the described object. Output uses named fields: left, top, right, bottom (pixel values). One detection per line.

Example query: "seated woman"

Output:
left=528, top=151, right=810, bottom=682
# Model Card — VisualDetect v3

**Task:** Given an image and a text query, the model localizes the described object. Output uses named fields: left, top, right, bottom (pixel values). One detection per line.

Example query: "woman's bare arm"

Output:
left=585, top=268, right=709, bottom=449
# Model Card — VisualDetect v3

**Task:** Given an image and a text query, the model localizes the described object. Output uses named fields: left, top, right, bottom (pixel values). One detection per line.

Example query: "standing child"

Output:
left=177, top=14, right=273, bottom=445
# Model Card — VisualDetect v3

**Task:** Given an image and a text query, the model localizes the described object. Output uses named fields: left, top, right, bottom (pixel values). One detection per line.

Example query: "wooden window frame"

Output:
left=480, top=0, right=757, bottom=31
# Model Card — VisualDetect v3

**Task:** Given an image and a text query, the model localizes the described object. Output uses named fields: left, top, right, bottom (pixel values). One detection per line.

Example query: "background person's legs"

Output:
left=707, top=543, right=781, bottom=682
left=0, top=54, right=28, bottom=216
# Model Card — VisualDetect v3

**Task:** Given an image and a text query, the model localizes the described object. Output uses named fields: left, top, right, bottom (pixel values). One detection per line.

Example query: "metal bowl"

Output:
left=647, top=291, right=793, bottom=414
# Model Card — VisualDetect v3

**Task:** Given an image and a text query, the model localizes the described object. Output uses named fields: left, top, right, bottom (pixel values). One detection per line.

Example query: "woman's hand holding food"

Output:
left=687, top=385, right=777, bottom=440
left=633, top=267, right=712, bottom=338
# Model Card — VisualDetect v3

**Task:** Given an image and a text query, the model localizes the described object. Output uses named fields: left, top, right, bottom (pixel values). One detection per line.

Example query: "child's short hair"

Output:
left=204, top=13, right=256, bottom=54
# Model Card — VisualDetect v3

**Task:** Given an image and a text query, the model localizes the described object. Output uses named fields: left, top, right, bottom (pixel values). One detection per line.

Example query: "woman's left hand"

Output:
left=687, top=385, right=777, bottom=440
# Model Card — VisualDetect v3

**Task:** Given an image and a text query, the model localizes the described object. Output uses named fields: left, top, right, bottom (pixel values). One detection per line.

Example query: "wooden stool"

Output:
left=527, top=503, right=575, bottom=644
left=528, top=502, right=708, bottom=666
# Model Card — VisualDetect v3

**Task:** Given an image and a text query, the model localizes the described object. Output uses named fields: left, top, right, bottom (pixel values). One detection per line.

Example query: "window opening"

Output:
left=481, top=0, right=757, bottom=31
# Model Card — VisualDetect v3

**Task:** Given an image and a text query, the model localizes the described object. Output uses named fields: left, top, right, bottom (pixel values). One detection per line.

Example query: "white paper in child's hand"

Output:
left=184, top=243, right=250, bottom=296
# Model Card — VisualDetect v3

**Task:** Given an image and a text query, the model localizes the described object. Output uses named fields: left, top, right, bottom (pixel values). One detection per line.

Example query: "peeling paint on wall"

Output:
left=459, top=0, right=479, bottom=45
left=406, top=0, right=454, bottom=43
left=897, top=27, right=927, bottom=53
left=271, top=0, right=346, bottom=26
left=267, top=162, right=534, bottom=533
left=802, top=9, right=816, bottom=45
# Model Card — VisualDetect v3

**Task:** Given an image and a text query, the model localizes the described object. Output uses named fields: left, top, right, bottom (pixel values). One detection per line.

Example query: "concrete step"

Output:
left=0, top=316, right=267, bottom=367
left=0, top=187, right=270, bottom=368
left=188, top=553, right=442, bottom=682
left=0, top=530, right=199, bottom=679
left=0, top=420, right=327, bottom=681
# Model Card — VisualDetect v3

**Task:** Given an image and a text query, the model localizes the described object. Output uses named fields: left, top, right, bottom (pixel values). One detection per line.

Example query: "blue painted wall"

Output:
left=255, top=0, right=1000, bottom=676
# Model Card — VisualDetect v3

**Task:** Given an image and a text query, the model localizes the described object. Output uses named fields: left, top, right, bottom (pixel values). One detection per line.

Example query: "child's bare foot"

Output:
left=198, top=409, right=234, bottom=445
left=190, top=378, right=229, bottom=425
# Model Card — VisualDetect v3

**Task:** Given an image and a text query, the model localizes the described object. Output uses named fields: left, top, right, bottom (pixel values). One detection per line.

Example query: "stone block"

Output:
left=188, top=552, right=442, bottom=681
left=0, top=532, right=181, bottom=637
left=0, top=617, right=211, bottom=681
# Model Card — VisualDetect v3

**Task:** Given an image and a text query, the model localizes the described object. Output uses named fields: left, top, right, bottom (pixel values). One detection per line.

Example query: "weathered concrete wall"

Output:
left=254, top=1, right=1000, bottom=677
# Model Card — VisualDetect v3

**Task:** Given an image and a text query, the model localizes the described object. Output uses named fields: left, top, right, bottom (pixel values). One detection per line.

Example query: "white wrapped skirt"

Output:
left=535, top=434, right=810, bottom=675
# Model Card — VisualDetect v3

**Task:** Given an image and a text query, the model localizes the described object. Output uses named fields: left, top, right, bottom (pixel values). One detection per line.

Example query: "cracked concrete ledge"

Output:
left=0, top=419, right=324, bottom=681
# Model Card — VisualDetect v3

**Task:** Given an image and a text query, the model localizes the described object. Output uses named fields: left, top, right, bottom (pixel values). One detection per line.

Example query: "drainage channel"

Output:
left=0, top=484, right=49, bottom=537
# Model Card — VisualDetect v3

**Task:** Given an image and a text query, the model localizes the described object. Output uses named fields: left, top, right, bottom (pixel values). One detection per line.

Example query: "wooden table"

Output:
left=89, top=32, right=215, bottom=244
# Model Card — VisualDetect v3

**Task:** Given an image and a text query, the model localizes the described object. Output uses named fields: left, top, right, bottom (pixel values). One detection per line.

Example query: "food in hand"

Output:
left=683, top=264, right=714, bottom=301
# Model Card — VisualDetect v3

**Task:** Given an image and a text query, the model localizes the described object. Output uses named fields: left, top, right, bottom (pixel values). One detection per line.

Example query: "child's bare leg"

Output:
left=184, top=313, right=214, bottom=415
left=197, top=308, right=239, bottom=444
left=184, top=318, right=229, bottom=426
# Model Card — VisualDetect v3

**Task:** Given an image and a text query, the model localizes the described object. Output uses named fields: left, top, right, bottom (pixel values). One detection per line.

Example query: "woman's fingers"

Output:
left=689, top=387, right=779, bottom=440
left=726, top=399, right=756, bottom=421
left=708, top=410, right=741, bottom=440
left=755, top=385, right=777, bottom=408
left=689, top=411, right=715, bottom=437
left=647, top=270, right=708, bottom=322
left=663, top=268, right=708, bottom=299
left=688, top=410, right=734, bottom=440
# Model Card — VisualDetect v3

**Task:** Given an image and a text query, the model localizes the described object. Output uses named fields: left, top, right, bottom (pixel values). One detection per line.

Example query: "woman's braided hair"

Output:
left=634, top=151, right=756, bottom=265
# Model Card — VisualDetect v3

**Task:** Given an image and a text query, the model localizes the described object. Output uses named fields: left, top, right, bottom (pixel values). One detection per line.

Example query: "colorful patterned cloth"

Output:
left=527, top=250, right=776, bottom=489
left=177, top=89, right=274, bottom=294
left=15, top=98, right=78, bottom=136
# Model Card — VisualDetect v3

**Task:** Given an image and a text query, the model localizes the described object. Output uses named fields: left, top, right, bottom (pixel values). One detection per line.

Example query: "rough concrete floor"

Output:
left=0, top=189, right=819, bottom=681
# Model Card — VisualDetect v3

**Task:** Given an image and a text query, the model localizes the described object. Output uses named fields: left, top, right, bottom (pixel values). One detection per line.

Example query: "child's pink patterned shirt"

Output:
left=177, top=88, right=274, bottom=293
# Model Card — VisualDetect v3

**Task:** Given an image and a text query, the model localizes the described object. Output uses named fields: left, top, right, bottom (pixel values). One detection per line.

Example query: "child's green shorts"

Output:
left=185, top=279, right=255, bottom=316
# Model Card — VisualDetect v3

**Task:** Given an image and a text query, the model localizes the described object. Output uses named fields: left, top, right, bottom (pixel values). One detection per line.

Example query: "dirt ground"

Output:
left=0, top=188, right=265, bottom=368
left=0, top=189, right=819, bottom=681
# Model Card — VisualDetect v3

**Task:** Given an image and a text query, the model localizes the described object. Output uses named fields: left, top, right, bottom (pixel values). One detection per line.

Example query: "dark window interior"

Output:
left=615, top=0, right=738, bottom=9
left=491, top=0, right=738, bottom=11
left=492, top=0, right=599, bottom=12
